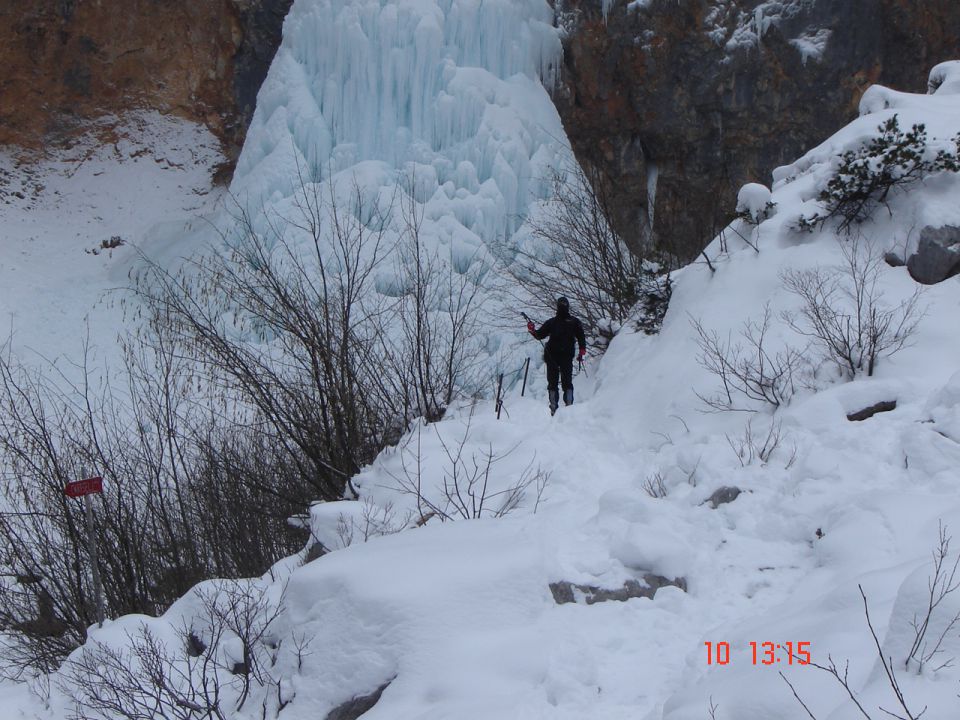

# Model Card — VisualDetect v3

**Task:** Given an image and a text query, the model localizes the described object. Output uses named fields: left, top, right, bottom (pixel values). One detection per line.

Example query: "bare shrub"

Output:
left=0, top=344, right=305, bottom=677
left=385, top=173, right=487, bottom=423
left=334, top=499, right=412, bottom=549
left=62, top=581, right=286, bottom=720
left=0, top=163, right=489, bottom=672
left=780, top=585, right=926, bottom=720
left=906, top=522, right=960, bottom=673
left=725, top=418, right=794, bottom=467
left=779, top=526, right=960, bottom=719
left=693, top=304, right=804, bottom=411
left=135, top=175, right=397, bottom=503
left=782, top=237, right=924, bottom=378
left=388, top=409, right=549, bottom=522
left=63, top=623, right=228, bottom=720
left=708, top=697, right=720, bottom=720
left=136, top=165, right=488, bottom=505
left=642, top=472, right=668, bottom=499
left=510, top=160, right=672, bottom=341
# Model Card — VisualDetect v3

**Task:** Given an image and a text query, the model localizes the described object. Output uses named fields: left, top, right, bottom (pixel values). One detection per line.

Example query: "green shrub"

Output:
left=798, top=116, right=960, bottom=233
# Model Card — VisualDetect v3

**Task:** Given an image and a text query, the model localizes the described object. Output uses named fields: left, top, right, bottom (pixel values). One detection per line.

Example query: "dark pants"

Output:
left=545, top=353, right=574, bottom=409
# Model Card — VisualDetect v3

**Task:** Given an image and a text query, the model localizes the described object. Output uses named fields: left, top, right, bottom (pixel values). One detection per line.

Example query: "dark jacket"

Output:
left=534, top=308, right=586, bottom=361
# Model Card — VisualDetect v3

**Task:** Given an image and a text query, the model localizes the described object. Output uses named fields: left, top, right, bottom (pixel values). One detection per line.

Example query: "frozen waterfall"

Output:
left=231, top=0, right=569, bottom=251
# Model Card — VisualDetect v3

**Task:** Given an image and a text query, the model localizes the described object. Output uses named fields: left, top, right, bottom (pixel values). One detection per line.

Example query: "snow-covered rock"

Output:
left=929, top=60, right=960, bottom=96
left=907, top=224, right=960, bottom=284
left=736, top=182, right=774, bottom=223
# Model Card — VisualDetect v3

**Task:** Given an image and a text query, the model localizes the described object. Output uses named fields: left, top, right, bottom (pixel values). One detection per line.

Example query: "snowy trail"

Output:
left=339, top=368, right=828, bottom=719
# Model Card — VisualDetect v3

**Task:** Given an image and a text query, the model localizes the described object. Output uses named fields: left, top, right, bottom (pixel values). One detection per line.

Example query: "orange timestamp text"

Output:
left=704, top=641, right=812, bottom=666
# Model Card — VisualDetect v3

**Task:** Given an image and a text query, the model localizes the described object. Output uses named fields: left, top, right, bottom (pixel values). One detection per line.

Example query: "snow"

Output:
left=4, top=4, right=960, bottom=720
left=0, top=111, right=225, bottom=365
left=789, top=27, right=831, bottom=65
left=260, top=65, right=960, bottom=719
left=929, top=60, right=960, bottom=96
left=736, top=182, right=773, bottom=222
left=705, top=0, right=826, bottom=60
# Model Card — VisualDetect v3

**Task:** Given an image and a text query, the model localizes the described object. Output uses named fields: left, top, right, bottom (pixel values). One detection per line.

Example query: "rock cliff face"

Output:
left=0, top=0, right=292, bottom=166
left=552, top=0, right=960, bottom=258
left=3, top=1, right=958, bottom=255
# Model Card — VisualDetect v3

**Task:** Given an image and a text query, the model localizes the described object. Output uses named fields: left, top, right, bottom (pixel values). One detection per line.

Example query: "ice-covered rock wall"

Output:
left=232, top=0, right=567, bottom=256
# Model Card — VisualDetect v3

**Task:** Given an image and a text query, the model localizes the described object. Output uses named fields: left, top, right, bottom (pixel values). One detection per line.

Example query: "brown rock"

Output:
left=0, top=0, right=293, bottom=169
left=552, top=0, right=960, bottom=259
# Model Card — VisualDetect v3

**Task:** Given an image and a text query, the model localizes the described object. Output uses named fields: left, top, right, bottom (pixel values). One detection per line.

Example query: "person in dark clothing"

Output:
left=527, top=297, right=586, bottom=415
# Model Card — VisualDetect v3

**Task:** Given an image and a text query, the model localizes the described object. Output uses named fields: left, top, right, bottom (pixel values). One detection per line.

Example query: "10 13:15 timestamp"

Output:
left=704, top=641, right=812, bottom=666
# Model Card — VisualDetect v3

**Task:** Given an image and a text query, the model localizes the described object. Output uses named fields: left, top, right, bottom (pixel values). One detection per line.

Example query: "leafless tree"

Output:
left=509, top=160, right=672, bottom=341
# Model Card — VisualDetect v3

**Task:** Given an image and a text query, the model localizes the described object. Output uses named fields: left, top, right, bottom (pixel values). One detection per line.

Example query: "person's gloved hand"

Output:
left=527, top=320, right=536, bottom=334
left=578, top=347, right=586, bottom=360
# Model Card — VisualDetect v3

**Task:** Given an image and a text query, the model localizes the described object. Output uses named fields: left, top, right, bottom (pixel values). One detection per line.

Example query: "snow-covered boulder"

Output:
left=735, top=182, right=774, bottom=223
left=928, top=60, right=960, bottom=95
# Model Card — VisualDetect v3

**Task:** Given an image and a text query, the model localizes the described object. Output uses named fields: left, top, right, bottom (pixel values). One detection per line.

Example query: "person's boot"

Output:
left=563, top=388, right=574, bottom=406
left=549, top=388, right=559, bottom=416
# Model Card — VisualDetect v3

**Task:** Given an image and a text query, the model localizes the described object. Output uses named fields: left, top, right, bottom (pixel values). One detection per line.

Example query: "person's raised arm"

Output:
left=534, top=318, right=553, bottom=340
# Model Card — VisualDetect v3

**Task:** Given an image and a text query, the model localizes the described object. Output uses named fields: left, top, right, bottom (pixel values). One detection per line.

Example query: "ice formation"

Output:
left=226, top=0, right=573, bottom=378
left=232, top=0, right=567, bottom=261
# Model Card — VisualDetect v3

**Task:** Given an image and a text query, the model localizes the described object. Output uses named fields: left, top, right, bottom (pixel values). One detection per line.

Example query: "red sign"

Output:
left=65, top=477, right=103, bottom=498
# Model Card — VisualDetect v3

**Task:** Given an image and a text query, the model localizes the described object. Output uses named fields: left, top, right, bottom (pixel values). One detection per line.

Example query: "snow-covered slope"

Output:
left=0, top=112, right=225, bottom=363
left=12, top=61, right=960, bottom=720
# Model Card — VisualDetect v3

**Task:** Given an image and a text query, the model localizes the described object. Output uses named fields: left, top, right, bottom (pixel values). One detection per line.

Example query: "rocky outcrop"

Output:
left=4, top=0, right=958, bottom=225
left=907, top=225, right=960, bottom=284
left=847, top=400, right=897, bottom=422
left=552, top=0, right=960, bottom=258
left=325, top=680, right=392, bottom=720
left=703, top=486, right=742, bottom=509
left=549, top=574, right=687, bottom=605
left=0, top=0, right=292, bottom=166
